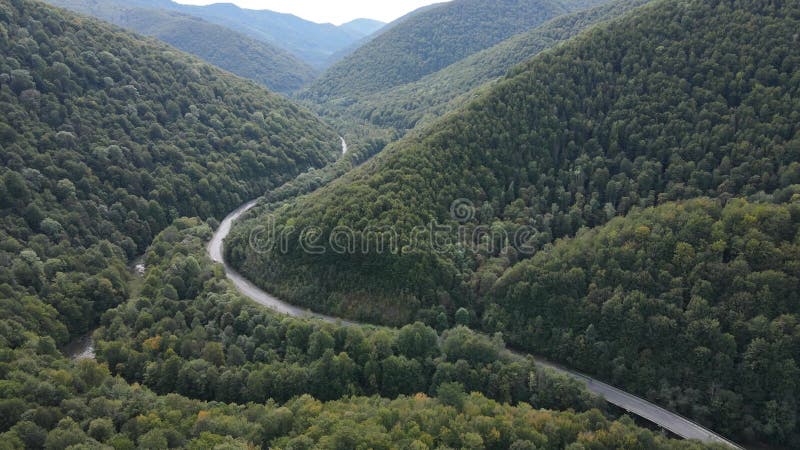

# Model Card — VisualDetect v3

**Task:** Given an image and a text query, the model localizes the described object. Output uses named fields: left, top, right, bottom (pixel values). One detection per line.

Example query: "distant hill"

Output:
left=323, top=4, right=442, bottom=66
left=46, top=0, right=316, bottom=93
left=302, top=0, right=600, bottom=103
left=113, top=0, right=380, bottom=68
left=330, top=0, right=653, bottom=131
left=339, top=18, right=385, bottom=37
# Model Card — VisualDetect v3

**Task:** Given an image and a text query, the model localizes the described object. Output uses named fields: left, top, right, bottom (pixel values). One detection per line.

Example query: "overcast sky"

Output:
left=174, top=0, right=448, bottom=25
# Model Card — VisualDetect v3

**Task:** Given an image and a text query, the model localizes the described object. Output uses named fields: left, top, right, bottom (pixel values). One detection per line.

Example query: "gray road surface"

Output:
left=206, top=138, right=741, bottom=448
left=209, top=199, right=742, bottom=448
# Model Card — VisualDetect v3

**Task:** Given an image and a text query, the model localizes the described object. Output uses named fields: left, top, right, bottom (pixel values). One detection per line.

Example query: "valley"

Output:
left=210, top=193, right=741, bottom=448
left=1, top=0, right=797, bottom=448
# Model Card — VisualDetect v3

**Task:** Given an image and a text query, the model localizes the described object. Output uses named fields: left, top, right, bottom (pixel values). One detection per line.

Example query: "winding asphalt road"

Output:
left=532, top=357, right=743, bottom=448
left=207, top=199, right=355, bottom=325
left=208, top=203, right=742, bottom=448
left=207, top=138, right=357, bottom=325
left=61, top=136, right=739, bottom=446
left=208, top=137, right=741, bottom=448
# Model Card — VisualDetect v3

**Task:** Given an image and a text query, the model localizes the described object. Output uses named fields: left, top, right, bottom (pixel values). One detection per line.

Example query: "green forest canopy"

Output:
left=0, top=0, right=339, bottom=341
left=0, top=2, right=713, bottom=449
left=229, top=0, right=800, bottom=446
left=301, top=0, right=585, bottom=103
left=46, top=0, right=317, bottom=93
left=332, top=0, right=653, bottom=132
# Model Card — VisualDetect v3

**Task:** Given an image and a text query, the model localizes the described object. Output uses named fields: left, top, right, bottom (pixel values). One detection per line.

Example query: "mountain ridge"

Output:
left=45, top=0, right=317, bottom=93
left=302, top=0, right=577, bottom=102
left=339, top=18, right=385, bottom=37
left=50, top=0, right=381, bottom=68
left=154, top=0, right=379, bottom=68
left=324, top=0, right=653, bottom=132
left=229, top=0, right=800, bottom=445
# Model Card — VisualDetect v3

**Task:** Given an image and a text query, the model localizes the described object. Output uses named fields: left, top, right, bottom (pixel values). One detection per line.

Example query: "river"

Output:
left=62, top=255, right=146, bottom=361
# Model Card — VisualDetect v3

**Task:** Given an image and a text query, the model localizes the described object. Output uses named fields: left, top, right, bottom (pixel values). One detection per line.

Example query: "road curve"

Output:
left=208, top=201, right=742, bottom=449
left=207, top=138, right=357, bottom=323
left=208, top=200, right=355, bottom=325
left=207, top=139, right=740, bottom=449
left=533, top=358, right=743, bottom=448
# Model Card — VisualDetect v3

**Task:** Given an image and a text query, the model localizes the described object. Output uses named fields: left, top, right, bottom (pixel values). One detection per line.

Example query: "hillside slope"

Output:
left=0, top=2, right=722, bottom=449
left=325, top=0, right=653, bottom=131
left=492, top=197, right=800, bottom=445
left=46, top=0, right=316, bottom=93
left=302, top=0, right=576, bottom=103
left=234, top=0, right=800, bottom=325
left=229, top=0, right=800, bottom=445
left=0, top=0, right=339, bottom=341
left=339, top=18, right=385, bottom=37
left=132, top=0, right=375, bottom=68
left=320, top=3, right=445, bottom=75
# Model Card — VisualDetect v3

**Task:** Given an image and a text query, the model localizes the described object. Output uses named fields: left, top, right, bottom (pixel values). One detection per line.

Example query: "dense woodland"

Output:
left=2, top=218, right=716, bottom=449
left=229, top=0, right=800, bottom=445
left=0, top=1, right=723, bottom=448
left=0, top=0, right=340, bottom=343
left=46, top=0, right=317, bottom=93
left=2, top=0, right=799, bottom=446
left=491, top=197, right=800, bottom=444
left=334, top=0, right=652, bottom=132
left=98, top=218, right=602, bottom=412
left=301, top=0, right=587, bottom=104
left=139, top=0, right=376, bottom=69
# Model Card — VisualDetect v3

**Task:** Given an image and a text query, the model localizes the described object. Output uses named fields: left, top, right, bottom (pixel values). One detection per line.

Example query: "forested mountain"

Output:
left=0, top=0, right=340, bottom=343
left=0, top=1, right=713, bottom=448
left=333, top=0, right=653, bottom=132
left=301, top=0, right=590, bottom=104
left=0, top=214, right=713, bottom=448
left=101, top=219, right=603, bottom=413
left=45, top=0, right=316, bottom=93
left=112, top=0, right=379, bottom=69
left=320, top=4, right=444, bottom=75
left=492, top=198, right=800, bottom=444
left=228, top=0, right=800, bottom=445
left=339, top=18, right=385, bottom=37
